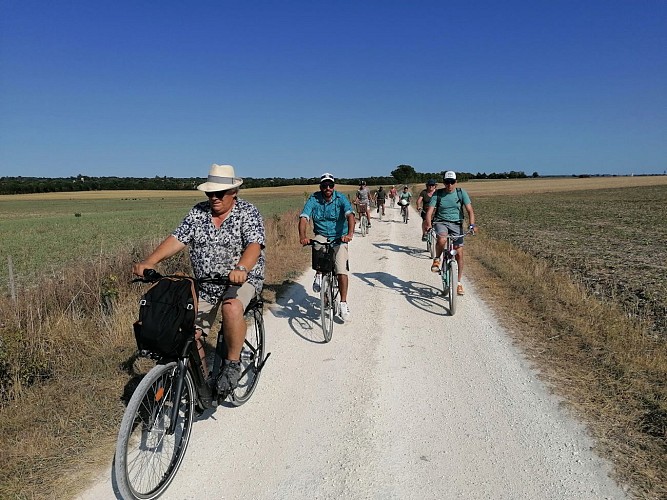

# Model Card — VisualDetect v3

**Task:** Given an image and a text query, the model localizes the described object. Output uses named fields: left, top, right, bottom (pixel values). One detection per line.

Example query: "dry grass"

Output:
left=466, top=229, right=667, bottom=499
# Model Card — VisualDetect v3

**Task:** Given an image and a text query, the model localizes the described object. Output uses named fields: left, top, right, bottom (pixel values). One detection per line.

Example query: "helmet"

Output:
left=426, top=179, right=436, bottom=186
left=320, top=172, right=335, bottom=184
left=443, top=171, right=456, bottom=181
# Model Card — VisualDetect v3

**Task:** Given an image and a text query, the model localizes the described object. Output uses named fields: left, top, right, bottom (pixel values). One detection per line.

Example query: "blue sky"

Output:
left=1, top=0, right=666, bottom=179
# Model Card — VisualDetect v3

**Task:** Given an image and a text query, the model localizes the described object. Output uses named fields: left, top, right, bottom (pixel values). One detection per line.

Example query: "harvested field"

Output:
left=472, top=183, right=667, bottom=338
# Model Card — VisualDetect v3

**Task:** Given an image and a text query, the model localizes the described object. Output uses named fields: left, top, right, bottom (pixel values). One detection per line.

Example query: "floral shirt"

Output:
left=172, top=198, right=265, bottom=302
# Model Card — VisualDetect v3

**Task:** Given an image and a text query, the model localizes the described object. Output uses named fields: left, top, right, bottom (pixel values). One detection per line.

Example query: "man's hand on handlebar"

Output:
left=341, top=234, right=353, bottom=243
left=132, top=261, right=155, bottom=277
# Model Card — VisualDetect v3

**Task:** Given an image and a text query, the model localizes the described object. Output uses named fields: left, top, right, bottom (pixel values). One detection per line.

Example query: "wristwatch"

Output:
left=234, top=265, right=248, bottom=272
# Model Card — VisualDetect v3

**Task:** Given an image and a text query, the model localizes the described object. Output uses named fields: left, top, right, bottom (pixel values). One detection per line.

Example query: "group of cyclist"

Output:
left=132, top=163, right=475, bottom=394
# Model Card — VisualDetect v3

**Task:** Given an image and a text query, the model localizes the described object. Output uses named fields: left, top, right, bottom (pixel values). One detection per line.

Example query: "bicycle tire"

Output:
left=360, top=215, right=367, bottom=237
left=115, top=362, right=195, bottom=500
left=402, top=207, right=409, bottom=224
left=320, top=274, right=334, bottom=342
left=427, top=231, right=435, bottom=259
left=229, top=307, right=265, bottom=406
left=448, top=262, right=457, bottom=316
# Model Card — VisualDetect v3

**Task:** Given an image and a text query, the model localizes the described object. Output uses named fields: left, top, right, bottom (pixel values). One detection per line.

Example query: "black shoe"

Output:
left=216, top=361, right=241, bottom=394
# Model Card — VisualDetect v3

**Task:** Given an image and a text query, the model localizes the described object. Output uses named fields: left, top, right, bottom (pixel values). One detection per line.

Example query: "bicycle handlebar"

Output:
left=303, top=238, right=344, bottom=247
left=132, top=269, right=232, bottom=286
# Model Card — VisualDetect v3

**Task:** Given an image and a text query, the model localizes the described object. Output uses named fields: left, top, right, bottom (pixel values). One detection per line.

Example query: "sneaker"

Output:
left=421, top=234, right=427, bottom=242
left=431, top=259, right=440, bottom=273
left=367, top=222, right=372, bottom=227
left=312, top=273, right=322, bottom=293
left=457, top=283, right=465, bottom=295
left=216, top=360, right=241, bottom=394
left=339, top=302, right=351, bottom=321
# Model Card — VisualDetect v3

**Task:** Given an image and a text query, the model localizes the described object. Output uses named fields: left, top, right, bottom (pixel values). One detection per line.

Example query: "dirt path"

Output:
left=80, top=205, right=626, bottom=499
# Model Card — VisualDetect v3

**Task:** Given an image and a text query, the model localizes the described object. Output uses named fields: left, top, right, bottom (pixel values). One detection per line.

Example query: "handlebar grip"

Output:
left=143, top=268, right=162, bottom=281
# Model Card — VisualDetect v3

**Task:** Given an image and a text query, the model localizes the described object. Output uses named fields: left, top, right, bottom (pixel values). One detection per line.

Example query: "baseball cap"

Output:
left=320, top=173, right=335, bottom=184
left=443, top=171, right=457, bottom=181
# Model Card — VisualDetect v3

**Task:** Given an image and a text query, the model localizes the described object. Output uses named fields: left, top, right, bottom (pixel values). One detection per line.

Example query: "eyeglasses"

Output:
left=206, top=190, right=230, bottom=199
left=320, top=182, right=334, bottom=189
left=444, top=180, right=456, bottom=185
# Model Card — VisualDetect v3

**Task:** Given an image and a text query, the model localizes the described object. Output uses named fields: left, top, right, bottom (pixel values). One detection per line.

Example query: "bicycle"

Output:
left=399, top=201, right=409, bottom=224
left=307, top=240, right=341, bottom=342
left=434, top=229, right=473, bottom=316
left=376, top=202, right=384, bottom=221
left=115, top=270, right=270, bottom=499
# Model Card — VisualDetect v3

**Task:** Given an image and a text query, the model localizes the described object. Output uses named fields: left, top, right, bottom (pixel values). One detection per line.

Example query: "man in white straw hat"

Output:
left=133, top=163, right=266, bottom=393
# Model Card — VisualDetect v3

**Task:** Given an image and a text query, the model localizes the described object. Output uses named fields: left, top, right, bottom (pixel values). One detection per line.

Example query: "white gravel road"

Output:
left=80, top=205, right=626, bottom=500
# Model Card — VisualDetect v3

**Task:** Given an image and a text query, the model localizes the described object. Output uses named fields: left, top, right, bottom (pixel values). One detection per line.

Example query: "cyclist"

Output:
left=355, top=180, right=372, bottom=227
left=424, top=171, right=476, bottom=296
left=389, top=185, right=398, bottom=207
left=299, top=173, right=355, bottom=321
left=374, top=186, right=387, bottom=217
left=398, top=185, right=412, bottom=220
left=132, top=163, right=266, bottom=393
left=417, top=179, right=437, bottom=240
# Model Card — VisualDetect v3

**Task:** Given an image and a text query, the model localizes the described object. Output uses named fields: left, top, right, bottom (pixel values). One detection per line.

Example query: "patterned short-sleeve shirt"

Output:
left=172, top=198, right=265, bottom=303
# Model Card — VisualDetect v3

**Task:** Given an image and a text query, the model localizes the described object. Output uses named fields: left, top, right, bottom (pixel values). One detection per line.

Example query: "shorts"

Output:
left=433, top=221, right=464, bottom=247
left=313, top=234, right=349, bottom=276
left=196, top=281, right=257, bottom=335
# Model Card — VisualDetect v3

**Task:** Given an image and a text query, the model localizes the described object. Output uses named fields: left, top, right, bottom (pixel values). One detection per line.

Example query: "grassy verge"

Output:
left=465, top=226, right=666, bottom=497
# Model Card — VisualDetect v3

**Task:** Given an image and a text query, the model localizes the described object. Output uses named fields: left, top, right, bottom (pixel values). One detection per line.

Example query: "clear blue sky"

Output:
left=1, top=0, right=666, bottom=179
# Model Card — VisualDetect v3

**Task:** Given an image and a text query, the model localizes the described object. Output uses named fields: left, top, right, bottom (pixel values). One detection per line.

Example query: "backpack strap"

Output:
left=456, top=187, right=464, bottom=221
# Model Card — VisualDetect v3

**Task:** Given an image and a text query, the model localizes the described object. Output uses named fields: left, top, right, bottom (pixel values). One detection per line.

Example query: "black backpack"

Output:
left=133, top=276, right=198, bottom=357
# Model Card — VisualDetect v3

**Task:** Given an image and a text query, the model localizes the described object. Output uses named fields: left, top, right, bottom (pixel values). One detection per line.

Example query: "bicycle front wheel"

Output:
left=447, top=262, right=457, bottom=316
left=115, top=362, right=195, bottom=500
left=320, top=274, right=334, bottom=342
left=403, top=207, right=409, bottom=223
left=427, top=232, right=435, bottom=259
left=229, top=306, right=266, bottom=406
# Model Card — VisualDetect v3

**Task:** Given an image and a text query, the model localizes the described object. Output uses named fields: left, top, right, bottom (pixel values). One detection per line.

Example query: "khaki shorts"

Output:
left=196, top=281, right=257, bottom=335
left=313, top=234, right=349, bottom=276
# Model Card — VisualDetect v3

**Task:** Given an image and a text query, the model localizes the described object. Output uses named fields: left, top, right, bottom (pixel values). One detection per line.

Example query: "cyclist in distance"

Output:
left=398, top=185, right=412, bottom=219
left=424, top=170, right=476, bottom=295
left=417, top=179, right=437, bottom=241
left=374, top=186, right=387, bottom=217
left=355, top=180, right=372, bottom=227
left=132, top=163, right=266, bottom=394
left=299, top=173, right=355, bottom=321
left=389, top=185, right=398, bottom=206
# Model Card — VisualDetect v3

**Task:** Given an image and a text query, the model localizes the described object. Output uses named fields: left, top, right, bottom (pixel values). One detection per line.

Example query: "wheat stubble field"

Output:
left=1, top=175, right=666, bottom=498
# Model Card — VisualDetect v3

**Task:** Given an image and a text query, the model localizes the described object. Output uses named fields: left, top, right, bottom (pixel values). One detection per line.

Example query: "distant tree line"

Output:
left=0, top=168, right=536, bottom=195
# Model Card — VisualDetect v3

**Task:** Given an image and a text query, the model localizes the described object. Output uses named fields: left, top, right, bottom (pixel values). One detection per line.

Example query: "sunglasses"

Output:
left=444, top=180, right=456, bottom=185
left=206, top=190, right=230, bottom=199
left=320, top=182, right=335, bottom=189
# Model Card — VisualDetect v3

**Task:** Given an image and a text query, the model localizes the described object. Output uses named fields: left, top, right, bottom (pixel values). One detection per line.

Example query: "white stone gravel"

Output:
left=80, top=205, right=626, bottom=500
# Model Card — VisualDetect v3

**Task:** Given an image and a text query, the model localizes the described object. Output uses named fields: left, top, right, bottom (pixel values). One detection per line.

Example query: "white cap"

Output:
left=444, top=171, right=457, bottom=181
left=320, top=172, right=335, bottom=184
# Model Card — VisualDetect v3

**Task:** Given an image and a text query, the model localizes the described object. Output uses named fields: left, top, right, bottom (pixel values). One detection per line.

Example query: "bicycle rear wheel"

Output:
left=427, top=231, right=435, bottom=259
left=360, top=215, right=367, bottom=236
left=115, top=362, right=194, bottom=500
left=229, top=306, right=266, bottom=406
left=320, top=274, right=334, bottom=342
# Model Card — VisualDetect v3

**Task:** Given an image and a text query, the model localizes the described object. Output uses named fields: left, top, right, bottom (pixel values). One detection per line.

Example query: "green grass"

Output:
left=0, top=192, right=306, bottom=290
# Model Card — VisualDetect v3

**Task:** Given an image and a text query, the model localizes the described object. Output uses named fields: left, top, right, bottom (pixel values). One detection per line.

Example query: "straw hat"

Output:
left=196, top=164, right=244, bottom=191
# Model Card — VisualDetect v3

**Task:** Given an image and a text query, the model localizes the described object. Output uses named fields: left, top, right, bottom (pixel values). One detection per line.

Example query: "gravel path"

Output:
left=80, top=205, right=626, bottom=500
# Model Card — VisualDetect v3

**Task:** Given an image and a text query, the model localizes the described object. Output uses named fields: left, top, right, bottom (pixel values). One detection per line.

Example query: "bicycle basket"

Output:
left=311, top=245, right=335, bottom=273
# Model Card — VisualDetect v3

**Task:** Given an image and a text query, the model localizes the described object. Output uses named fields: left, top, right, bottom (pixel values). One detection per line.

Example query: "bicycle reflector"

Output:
left=155, top=387, right=165, bottom=402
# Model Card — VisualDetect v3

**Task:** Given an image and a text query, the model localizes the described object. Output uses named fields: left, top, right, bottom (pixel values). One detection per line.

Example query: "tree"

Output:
left=391, top=164, right=417, bottom=184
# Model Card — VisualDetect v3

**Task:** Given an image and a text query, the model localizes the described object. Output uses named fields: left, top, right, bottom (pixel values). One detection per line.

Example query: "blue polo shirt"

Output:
left=300, top=190, right=354, bottom=239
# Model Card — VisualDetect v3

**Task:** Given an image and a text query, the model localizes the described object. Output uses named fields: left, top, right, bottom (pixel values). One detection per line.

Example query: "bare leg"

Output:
left=221, top=298, right=246, bottom=361
left=195, top=329, right=208, bottom=375
left=455, top=246, right=464, bottom=282
left=338, top=274, right=349, bottom=302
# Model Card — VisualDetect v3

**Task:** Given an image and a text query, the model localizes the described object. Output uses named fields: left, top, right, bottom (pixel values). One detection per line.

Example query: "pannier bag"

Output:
left=311, top=245, right=335, bottom=273
left=133, top=276, right=198, bottom=357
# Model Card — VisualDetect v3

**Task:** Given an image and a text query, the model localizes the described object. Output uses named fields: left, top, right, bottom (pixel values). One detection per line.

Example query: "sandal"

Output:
left=430, top=259, right=440, bottom=273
